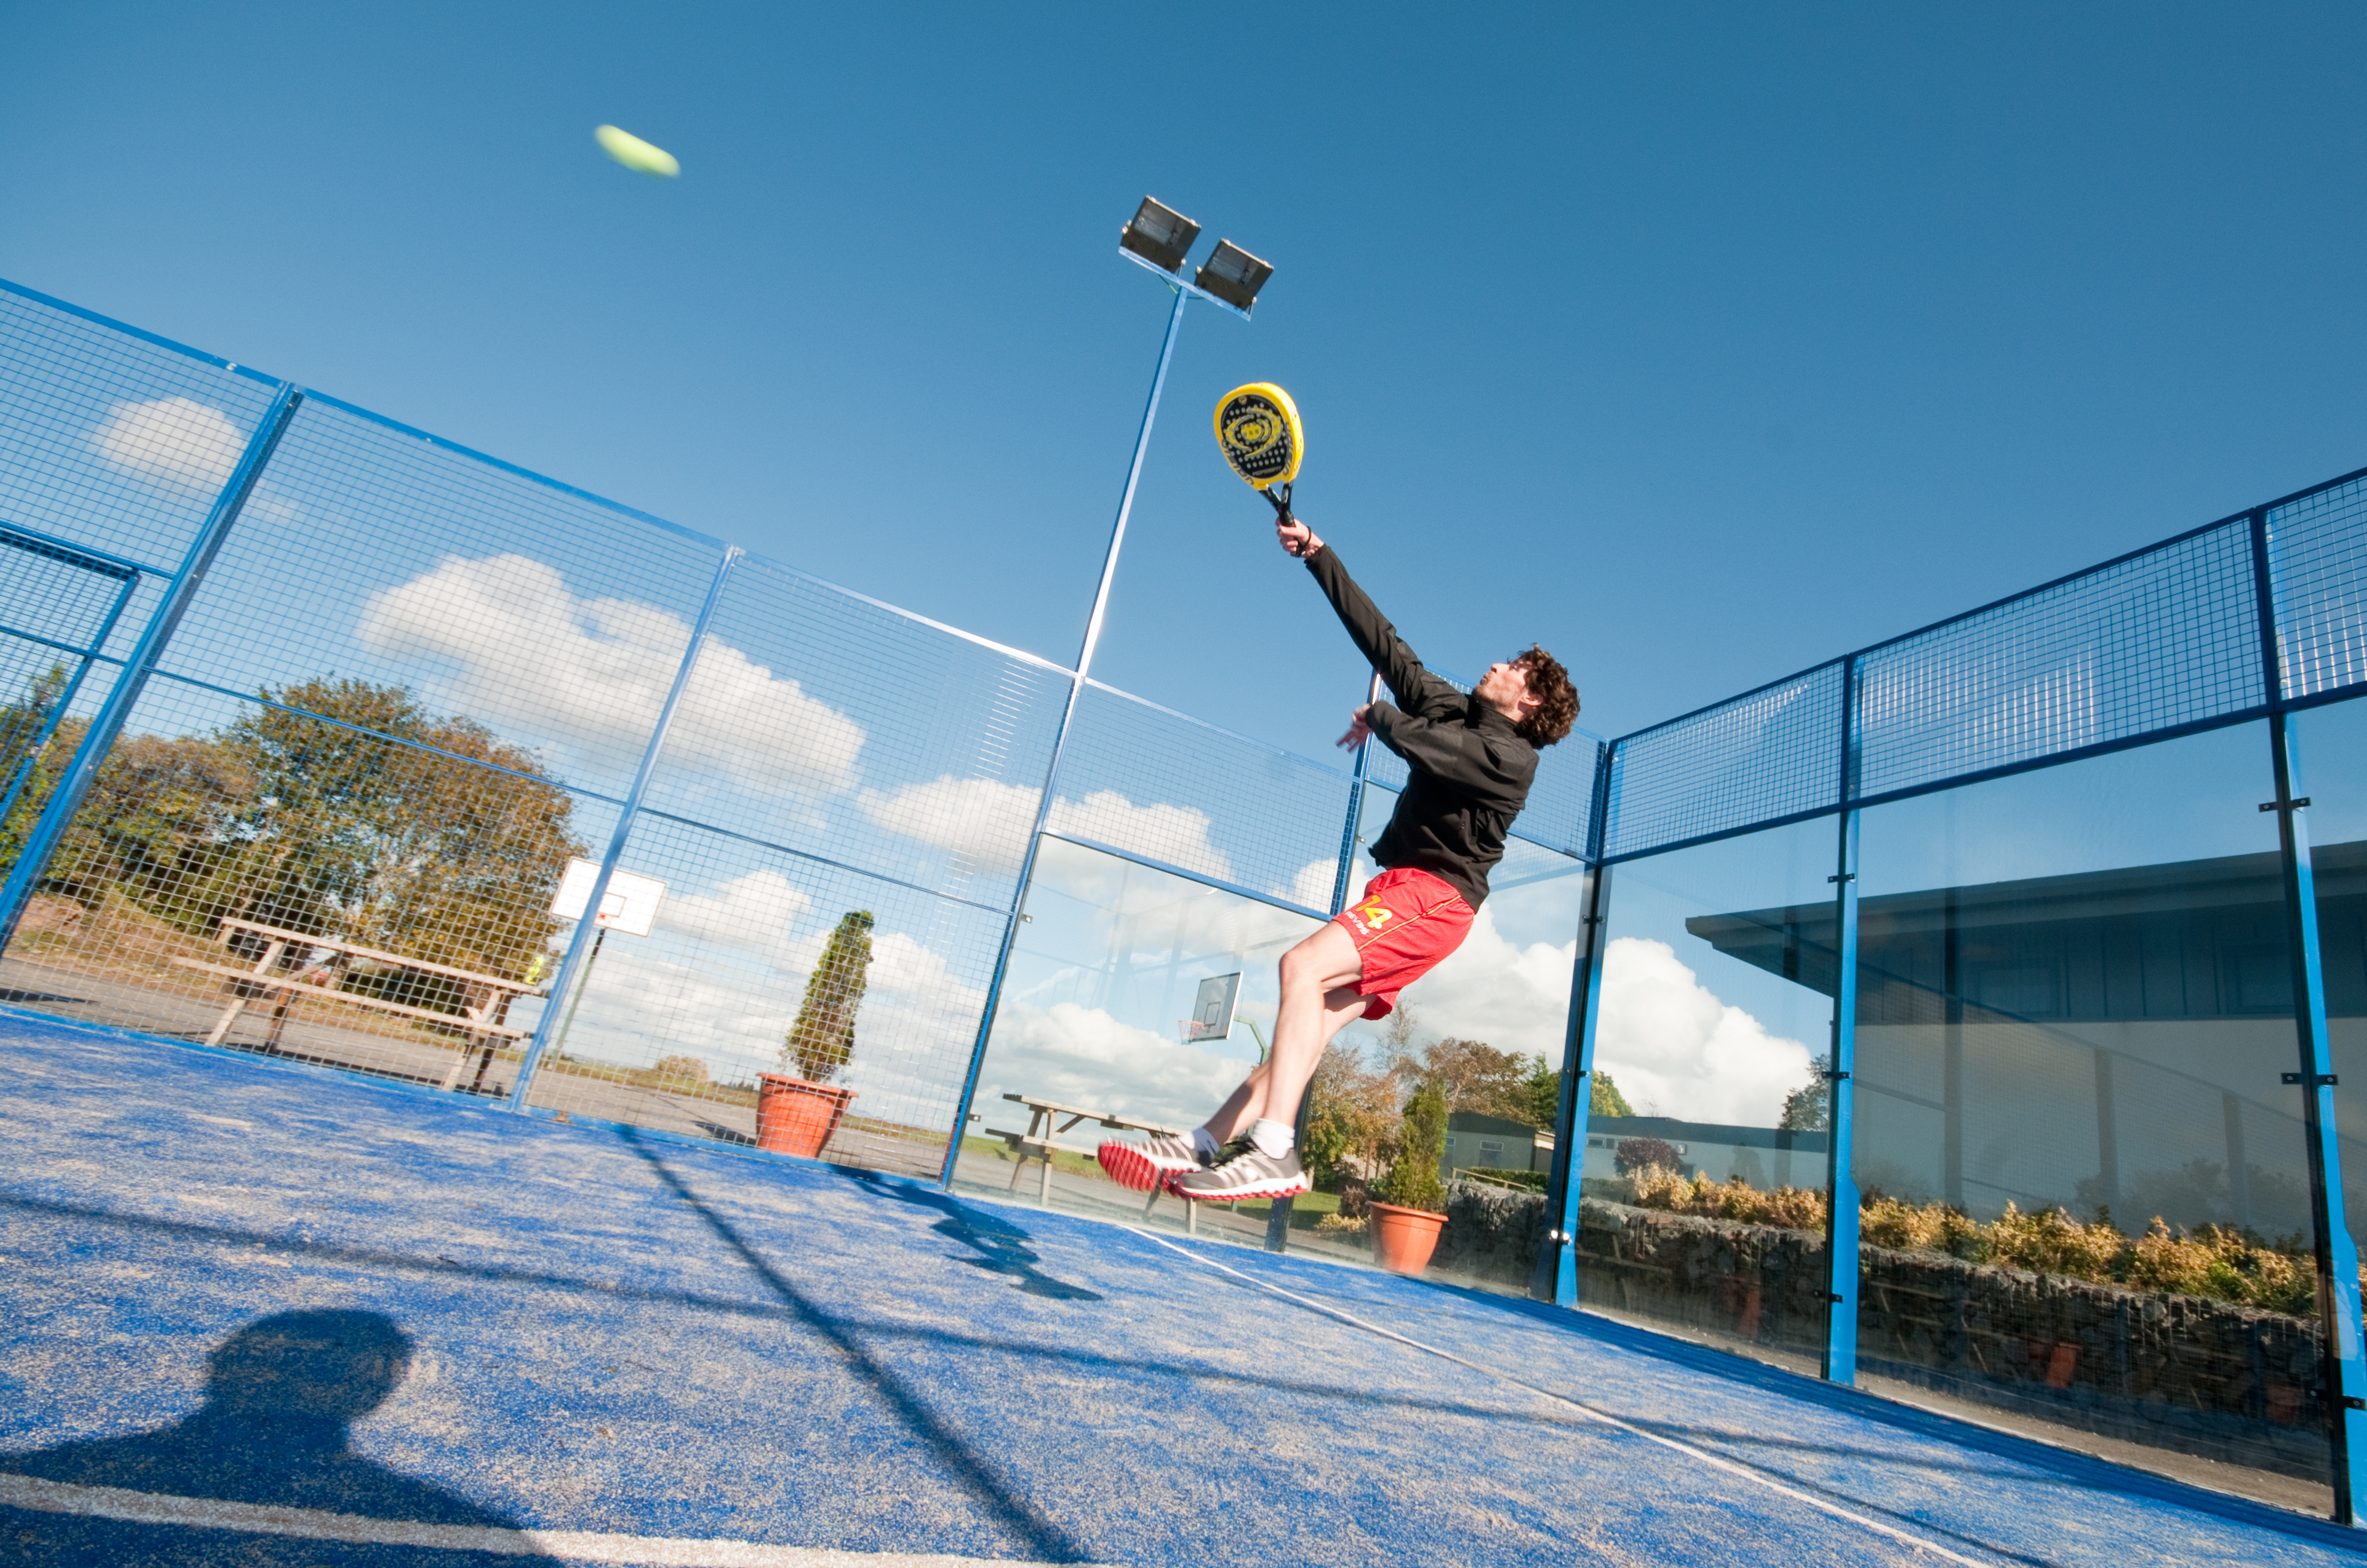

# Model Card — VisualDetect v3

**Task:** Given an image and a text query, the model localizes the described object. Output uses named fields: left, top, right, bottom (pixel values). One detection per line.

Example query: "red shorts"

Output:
left=1332, top=867, right=1475, bottom=1020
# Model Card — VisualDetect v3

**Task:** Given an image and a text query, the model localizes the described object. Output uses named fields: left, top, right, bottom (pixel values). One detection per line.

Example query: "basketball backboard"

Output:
left=549, top=858, right=669, bottom=937
left=1183, top=971, right=1241, bottom=1043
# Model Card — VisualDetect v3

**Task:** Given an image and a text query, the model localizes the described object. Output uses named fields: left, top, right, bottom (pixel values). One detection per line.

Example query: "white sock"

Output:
left=1191, top=1126, right=1220, bottom=1160
left=1250, top=1118, right=1294, bottom=1158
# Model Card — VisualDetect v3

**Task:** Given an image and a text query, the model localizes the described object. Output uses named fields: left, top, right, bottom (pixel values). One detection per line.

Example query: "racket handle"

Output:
left=1263, top=485, right=1295, bottom=524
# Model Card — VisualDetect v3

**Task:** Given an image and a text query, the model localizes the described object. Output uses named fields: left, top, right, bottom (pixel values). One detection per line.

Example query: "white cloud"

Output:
left=93, top=396, right=244, bottom=492
left=1388, top=901, right=1576, bottom=1060
left=358, top=554, right=863, bottom=791
left=977, top=1002, right=1250, bottom=1131
left=1284, top=859, right=1338, bottom=912
left=1044, top=789, right=1230, bottom=881
left=655, top=870, right=815, bottom=965
left=858, top=775, right=1040, bottom=877
left=1592, top=937, right=1814, bottom=1126
left=856, top=779, right=1238, bottom=887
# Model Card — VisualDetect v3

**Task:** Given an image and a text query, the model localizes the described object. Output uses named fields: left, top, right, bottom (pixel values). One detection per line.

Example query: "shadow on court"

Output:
left=623, top=1133, right=1099, bottom=1563
left=856, top=1171, right=1106, bottom=1302
left=0, top=1308, right=550, bottom=1566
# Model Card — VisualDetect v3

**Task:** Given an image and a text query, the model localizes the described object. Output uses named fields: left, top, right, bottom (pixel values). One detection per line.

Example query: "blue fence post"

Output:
left=1550, top=738, right=1617, bottom=1308
left=1821, top=652, right=1864, bottom=1385
left=509, top=545, right=742, bottom=1111
left=0, top=382, right=303, bottom=953
left=1822, top=807, right=1863, bottom=1384
left=1327, top=672, right=1385, bottom=917
left=940, top=287, right=1190, bottom=1187
left=2269, top=714, right=2367, bottom=1521
left=2251, top=505, right=2367, bottom=1523
left=0, top=543, right=139, bottom=829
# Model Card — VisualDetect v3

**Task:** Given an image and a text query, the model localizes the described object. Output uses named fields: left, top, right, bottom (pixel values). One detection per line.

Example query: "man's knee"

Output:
left=1280, top=924, right=1356, bottom=993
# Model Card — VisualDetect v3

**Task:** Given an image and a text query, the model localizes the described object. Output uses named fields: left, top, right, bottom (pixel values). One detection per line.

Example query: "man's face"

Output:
left=1476, top=658, right=1535, bottom=715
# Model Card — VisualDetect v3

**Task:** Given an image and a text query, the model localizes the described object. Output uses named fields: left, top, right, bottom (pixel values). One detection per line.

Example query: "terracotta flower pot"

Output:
left=755, top=1073, right=857, bottom=1158
left=1368, top=1199, right=1447, bottom=1275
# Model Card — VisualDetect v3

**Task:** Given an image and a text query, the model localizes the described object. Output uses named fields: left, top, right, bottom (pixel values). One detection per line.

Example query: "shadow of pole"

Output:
left=618, top=1133, right=1095, bottom=1564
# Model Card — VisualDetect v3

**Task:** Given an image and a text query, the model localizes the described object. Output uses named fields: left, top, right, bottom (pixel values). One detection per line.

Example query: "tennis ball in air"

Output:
left=595, top=124, right=679, bottom=179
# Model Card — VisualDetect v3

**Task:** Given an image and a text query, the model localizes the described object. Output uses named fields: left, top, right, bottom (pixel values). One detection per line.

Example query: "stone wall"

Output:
left=1432, top=1178, right=2331, bottom=1480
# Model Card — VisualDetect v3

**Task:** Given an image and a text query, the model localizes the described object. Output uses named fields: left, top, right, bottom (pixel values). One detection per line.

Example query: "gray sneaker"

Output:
left=1098, top=1132, right=1204, bottom=1192
left=1174, top=1138, right=1310, bottom=1202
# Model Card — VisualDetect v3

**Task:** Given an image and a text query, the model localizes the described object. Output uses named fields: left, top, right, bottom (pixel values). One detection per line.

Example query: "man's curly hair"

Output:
left=1511, top=645, right=1579, bottom=747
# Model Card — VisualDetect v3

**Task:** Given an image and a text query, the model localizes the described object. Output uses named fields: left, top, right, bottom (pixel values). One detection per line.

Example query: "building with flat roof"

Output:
left=1679, top=841, right=2367, bottom=1233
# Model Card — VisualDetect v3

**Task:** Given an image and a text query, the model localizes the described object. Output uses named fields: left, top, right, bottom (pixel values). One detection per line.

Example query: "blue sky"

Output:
left=10, top=2, right=2367, bottom=759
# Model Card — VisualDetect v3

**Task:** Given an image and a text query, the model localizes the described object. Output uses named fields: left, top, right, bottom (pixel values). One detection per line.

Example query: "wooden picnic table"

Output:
left=172, top=918, right=548, bottom=1093
left=984, top=1093, right=1207, bottom=1229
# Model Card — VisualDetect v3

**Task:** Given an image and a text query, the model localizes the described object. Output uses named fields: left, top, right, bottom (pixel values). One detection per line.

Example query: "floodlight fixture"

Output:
left=1119, top=196, right=1201, bottom=274
left=1193, top=241, right=1274, bottom=315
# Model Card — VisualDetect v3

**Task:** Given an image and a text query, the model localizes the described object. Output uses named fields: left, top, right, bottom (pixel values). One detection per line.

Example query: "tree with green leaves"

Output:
left=1377, top=1078, right=1450, bottom=1214
left=1590, top=1068, right=1635, bottom=1118
left=1302, top=1035, right=1406, bottom=1186
left=1779, top=1054, right=1832, bottom=1132
left=211, top=678, right=585, bottom=984
left=785, top=910, right=875, bottom=1082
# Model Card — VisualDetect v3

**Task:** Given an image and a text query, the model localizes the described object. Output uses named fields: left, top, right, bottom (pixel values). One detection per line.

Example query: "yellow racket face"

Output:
left=1214, top=383, right=1303, bottom=491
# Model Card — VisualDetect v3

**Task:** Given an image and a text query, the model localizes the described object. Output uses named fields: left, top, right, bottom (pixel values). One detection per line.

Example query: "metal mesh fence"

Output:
left=516, top=810, right=1013, bottom=1180
left=1602, top=663, right=1846, bottom=861
left=19, top=272, right=2367, bottom=1208
left=1052, top=681, right=1354, bottom=911
left=2269, top=473, right=2367, bottom=703
left=0, top=286, right=283, bottom=576
left=0, top=528, right=141, bottom=841
left=1854, top=522, right=2262, bottom=802
left=148, top=396, right=731, bottom=802
left=640, top=554, right=1069, bottom=914
left=0, top=676, right=615, bottom=1096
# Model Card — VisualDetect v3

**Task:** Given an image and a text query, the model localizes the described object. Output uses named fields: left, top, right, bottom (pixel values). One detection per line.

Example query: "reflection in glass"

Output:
left=1851, top=724, right=2330, bottom=1510
left=1339, top=789, right=1591, bottom=1293
left=1579, top=818, right=1837, bottom=1373
left=2292, top=698, right=2367, bottom=1334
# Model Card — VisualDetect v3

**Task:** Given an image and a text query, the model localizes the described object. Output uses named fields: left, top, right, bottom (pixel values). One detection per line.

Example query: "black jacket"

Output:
left=1307, top=544, right=1536, bottom=911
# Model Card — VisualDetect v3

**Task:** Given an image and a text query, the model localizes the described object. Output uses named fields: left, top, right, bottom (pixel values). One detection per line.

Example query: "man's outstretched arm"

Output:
left=1277, top=516, right=1463, bottom=720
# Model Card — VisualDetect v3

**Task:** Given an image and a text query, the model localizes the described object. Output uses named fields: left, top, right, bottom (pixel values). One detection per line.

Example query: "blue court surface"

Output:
left=2, top=1014, right=2361, bottom=1567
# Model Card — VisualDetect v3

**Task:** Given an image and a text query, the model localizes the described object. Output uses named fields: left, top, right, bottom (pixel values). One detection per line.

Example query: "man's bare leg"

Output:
left=1103, top=924, right=1366, bottom=1194
left=1253, top=921, right=1368, bottom=1139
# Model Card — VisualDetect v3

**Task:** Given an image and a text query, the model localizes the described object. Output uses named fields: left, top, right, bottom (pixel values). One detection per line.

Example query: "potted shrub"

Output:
left=1368, top=1079, right=1450, bottom=1274
left=757, top=911, right=872, bottom=1157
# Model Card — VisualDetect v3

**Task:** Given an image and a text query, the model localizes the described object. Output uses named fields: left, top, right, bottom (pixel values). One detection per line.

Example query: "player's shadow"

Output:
left=856, top=1176, right=1104, bottom=1302
left=0, top=1308, right=550, bottom=1564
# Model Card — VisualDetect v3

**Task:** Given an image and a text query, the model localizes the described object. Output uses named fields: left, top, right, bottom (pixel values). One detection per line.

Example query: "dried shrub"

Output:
left=1627, top=1165, right=1830, bottom=1232
left=2128, top=1219, right=2313, bottom=1314
left=1861, top=1193, right=1982, bottom=1257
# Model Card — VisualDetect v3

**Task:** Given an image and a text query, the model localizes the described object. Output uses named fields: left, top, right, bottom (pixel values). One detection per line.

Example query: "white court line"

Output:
left=0, top=1472, right=1101, bottom=1567
left=1130, top=1228, right=1993, bottom=1568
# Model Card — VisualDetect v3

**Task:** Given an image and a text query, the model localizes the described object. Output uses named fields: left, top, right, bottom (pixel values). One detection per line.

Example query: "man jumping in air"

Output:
left=1097, top=513, right=1579, bottom=1202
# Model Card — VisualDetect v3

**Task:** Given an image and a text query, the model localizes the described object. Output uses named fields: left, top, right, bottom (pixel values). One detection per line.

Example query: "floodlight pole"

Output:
left=941, top=283, right=1192, bottom=1186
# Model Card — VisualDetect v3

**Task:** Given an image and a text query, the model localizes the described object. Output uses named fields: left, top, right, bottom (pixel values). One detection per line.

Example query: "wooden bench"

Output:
left=172, top=918, right=548, bottom=1093
left=985, top=1093, right=1204, bottom=1229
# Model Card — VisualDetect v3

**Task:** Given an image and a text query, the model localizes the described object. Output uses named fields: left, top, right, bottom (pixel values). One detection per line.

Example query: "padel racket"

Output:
left=1214, top=382, right=1304, bottom=522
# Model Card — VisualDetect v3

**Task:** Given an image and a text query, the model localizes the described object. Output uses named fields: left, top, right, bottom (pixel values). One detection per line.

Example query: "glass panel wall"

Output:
left=2289, top=697, right=2367, bottom=1319
left=1579, top=818, right=1839, bottom=1374
left=1324, top=785, right=1591, bottom=1295
left=1851, top=722, right=2331, bottom=1514
left=949, top=835, right=1334, bottom=1252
